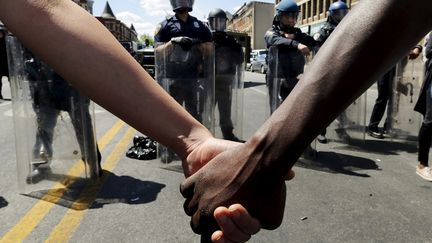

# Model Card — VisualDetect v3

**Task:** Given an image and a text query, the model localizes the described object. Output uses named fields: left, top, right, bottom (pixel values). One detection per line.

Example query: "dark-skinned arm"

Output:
left=181, top=0, right=432, bottom=240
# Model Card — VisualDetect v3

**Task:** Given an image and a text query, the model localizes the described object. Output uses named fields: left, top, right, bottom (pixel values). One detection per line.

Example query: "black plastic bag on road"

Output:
left=126, top=136, right=157, bottom=160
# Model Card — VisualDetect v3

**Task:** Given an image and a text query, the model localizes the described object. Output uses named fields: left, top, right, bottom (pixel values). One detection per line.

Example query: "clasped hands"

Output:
left=180, top=136, right=295, bottom=242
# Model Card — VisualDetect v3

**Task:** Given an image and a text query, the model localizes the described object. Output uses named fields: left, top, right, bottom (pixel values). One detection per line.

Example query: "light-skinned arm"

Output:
left=0, top=1, right=286, bottom=242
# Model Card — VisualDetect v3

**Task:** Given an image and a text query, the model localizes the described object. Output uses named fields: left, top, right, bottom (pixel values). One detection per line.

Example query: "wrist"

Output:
left=178, top=124, right=213, bottom=160
left=245, top=130, right=292, bottom=178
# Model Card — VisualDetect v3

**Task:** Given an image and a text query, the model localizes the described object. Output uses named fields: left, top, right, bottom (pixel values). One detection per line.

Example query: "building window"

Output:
left=301, top=4, right=306, bottom=21
left=319, top=0, right=326, bottom=14
left=313, top=0, right=317, bottom=17
left=325, top=0, right=331, bottom=15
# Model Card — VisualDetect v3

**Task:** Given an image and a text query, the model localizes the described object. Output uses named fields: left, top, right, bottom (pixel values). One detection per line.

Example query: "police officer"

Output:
left=154, top=0, right=212, bottom=162
left=313, top=1, right=348, bottom=52
left=264, top=0, right=316, bottom=113
left=367, top=45, right=422, bottom=139
left=208, top=8, right=244, bottom=142
left=414, top=32, right=432, bottom=181
left=154, top=0, right=212, bottom=121
left=313, top=1, right=349, bottom=144
left=25, top=50, right=102, bottom=181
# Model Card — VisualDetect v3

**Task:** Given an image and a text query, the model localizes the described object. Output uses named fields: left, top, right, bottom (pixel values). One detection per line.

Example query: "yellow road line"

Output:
left=0, top=120, right=125, bottom=243
left=44, top=127, right=136, bottom=243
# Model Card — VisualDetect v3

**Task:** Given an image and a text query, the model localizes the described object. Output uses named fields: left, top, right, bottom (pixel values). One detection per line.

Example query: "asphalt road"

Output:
left=0, top=73, right=431, bottom=243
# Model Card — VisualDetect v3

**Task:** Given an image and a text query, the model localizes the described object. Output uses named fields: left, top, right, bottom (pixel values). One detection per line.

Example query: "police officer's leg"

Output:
left=416, top=84, right=432, bottom=180
left=383, top=69, right=396, bottom=133
left=28, top=106, right=58, bottom=181
left=169, top=81, right=185, bottom=106
left=215, top=76, right=236, bottom=140
left=68, top=94, right=101, bottom=178
left=184, top=81, right=201, bottom=122
left=317, top=128, right=328, bottom=144
left=368, top=69, right=392, bottom=135
left=36, top=106, right=59, bottom=160
left=266, top=74, right=274, bottom=113
left=418, top=84, right=432, bottom=168
left=279, top=79, right=295, bottom=104
left=162, top=81, right=187, bottom=162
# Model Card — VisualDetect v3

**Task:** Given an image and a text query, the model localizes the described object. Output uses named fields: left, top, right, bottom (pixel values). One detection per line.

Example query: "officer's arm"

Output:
left=229, top=38, right=244, bottom=64
left=154, top=23, right=174, bottom=54
left=264, top=29, right=298, bottom=49
left=313, top=29, right=327, bottom=47
left=200, top=23, right=213, bottom=43
left=296, top=32, right=317, bottom=47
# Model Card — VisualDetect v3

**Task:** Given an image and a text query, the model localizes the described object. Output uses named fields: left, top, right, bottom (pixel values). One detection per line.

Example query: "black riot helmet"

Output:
left=170, top=0, right=194, bottom=12
left=208, top=8, right=227, bottom=32
left=328, top=1, right=349, bottom=24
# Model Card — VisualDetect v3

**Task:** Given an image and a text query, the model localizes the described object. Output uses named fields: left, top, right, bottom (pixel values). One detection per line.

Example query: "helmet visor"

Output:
left=331, top=9, right=348, bottom=23
left=171, top=0, right=194, bottom=11
left=281, top=11, right=300, bottom=21
left=209, top=17, right=227, bottom=32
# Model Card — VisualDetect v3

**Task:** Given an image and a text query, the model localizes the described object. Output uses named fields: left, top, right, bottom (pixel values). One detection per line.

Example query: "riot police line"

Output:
left=4, top=0, right=426, bottom=194
left=265, top=0, right=423, bottom=147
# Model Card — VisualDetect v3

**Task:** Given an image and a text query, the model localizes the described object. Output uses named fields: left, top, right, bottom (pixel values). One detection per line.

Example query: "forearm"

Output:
left=0, top=0, right=212, bottom=158
left=251, top=0, right=432, bottom=172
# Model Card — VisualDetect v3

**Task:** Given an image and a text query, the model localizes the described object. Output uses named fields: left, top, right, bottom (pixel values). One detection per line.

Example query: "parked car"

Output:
left=250, top=50, right=268, bottom=74
left=135, top=47, right=155, bottom=78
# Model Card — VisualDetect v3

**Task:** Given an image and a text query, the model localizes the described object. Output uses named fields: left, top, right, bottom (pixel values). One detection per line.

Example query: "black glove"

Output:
left=171, top=36, right=199, bottom=51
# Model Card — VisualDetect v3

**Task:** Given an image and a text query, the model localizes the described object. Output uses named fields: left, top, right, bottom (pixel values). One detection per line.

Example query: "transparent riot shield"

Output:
left=266, top=46, right=306, bottom=114
left=266, top=46, right=300, bottom=114
left=388, top=58, right=423, bottom=140
left=155, top=42, right=215, bottom=163
left=214, top=45, right=244, bottom=141
left=266, top=46, right=317, bottom=156
left=325, top=93, right=367, bottom=144
left=6, top=37, right=100, bottom=201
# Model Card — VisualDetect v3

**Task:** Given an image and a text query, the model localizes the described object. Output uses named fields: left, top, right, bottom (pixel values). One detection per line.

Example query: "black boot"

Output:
left=222, top=130, right=245, bottom=143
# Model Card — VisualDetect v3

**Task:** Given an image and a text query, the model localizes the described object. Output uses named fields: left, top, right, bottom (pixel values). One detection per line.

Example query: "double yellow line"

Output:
left=0, top=120, right=136, bottom=243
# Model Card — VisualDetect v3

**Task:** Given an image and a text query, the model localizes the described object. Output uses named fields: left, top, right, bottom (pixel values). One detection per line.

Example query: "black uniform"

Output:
left=367, top=66, right=396, bottom=134
left=213, top=31, right=244, bottom=140
left=155, top=15, right=212, bottom=43
left=154, top=15, right=212, bottom=121
left=265, top=25, right=316, bottom=112
left=415, top=34, right=432, bottom=165
left=313, top=22, right=336, bottom=52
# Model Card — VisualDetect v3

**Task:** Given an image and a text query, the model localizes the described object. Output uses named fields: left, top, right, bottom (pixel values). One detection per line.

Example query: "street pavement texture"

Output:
left=0, top=74, right=431, bottom=242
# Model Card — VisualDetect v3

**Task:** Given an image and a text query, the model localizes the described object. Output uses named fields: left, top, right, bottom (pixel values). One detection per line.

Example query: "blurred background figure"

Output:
left=414, top=32, right=432, bottom=181
left=367, top=45, right=423, bottom=139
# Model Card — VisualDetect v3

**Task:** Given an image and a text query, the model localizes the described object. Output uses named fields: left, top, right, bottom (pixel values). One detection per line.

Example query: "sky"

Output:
left=92, top=0, right=276, bottom=37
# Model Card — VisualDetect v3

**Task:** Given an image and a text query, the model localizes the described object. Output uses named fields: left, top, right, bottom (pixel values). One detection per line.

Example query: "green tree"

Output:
left=139, top=34, right=154, bottom=47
